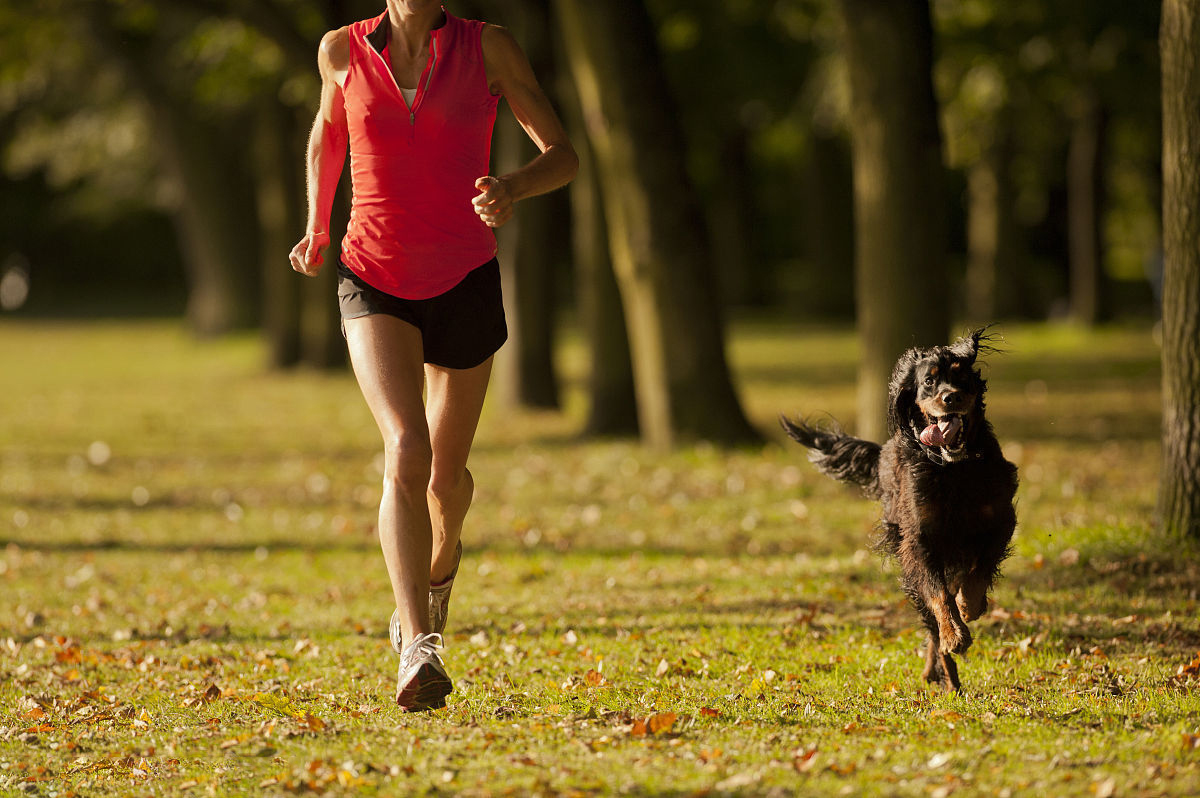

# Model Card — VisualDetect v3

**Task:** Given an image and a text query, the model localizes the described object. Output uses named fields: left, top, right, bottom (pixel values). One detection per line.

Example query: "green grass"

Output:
left=2, top=318, right=1198, bottom=796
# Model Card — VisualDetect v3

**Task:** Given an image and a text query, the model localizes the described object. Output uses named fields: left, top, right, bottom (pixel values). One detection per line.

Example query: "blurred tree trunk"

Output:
left=256, top=103, right=346, bottom=370
left=1159, top=0, right=1200, bottom=540
left=83, top=4, right=260, bottom=336
left=800, top=131, right=855, bottom=317
left=555, top=25, right=637, bottom=436
left=554, top=0, right=759, bottom=449
left=493, top=0, right=561, bottom=409
left=237, top=0, right=373, bottom=367
left=709, top=128, right=757, bottom=307
left=1067, top=89, right=1111, bottom=325
left=256, top=99, right=304, bottom=367
left=965, top=117, right=1023, bottom=322
left=157, top=108, right=262, bottom=335
left=841, top=0, right=949, bottom=442
left=563, top=78, right=638, bottom=437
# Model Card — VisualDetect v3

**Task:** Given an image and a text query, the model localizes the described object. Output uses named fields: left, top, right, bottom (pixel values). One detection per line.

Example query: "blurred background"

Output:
left=0, top=0, right=1164, bottom=435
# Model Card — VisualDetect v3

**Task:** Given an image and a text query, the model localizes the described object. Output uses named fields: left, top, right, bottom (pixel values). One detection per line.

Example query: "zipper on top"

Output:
left=365, top=19, right=441, bottom=133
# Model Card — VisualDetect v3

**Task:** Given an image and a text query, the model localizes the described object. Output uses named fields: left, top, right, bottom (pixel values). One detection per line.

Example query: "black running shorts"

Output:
left=337, top=258, right=508, bottom=369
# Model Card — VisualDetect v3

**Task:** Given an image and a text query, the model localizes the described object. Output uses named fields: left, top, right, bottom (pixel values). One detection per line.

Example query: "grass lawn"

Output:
left=1, top=318, right=1197, bottom=796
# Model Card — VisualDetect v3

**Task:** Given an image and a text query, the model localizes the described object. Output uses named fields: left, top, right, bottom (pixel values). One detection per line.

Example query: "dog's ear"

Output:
left=887, top=348, right=923, bottom=436
left=950, top=325, right=1000, bottom=364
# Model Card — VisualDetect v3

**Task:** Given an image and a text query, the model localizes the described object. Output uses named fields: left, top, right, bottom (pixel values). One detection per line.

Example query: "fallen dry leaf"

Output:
left=300, top=712, right=327, bottom=732
left=794, top=746, right=819, bottom=773
left=648, top=712, right=676, bottom=734
left=629, top=713, right=676, bottom=737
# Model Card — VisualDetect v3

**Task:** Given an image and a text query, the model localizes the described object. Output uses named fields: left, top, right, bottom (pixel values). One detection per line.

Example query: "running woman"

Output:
left=288, top=0, right=577, bottom=712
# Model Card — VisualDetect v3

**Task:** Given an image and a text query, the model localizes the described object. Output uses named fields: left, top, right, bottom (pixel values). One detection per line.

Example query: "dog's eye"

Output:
left=923, top=375, right=934, bottom=386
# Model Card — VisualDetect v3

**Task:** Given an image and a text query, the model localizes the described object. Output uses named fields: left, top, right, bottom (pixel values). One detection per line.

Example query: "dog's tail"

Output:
left=779, top=416, right=881, bottom=496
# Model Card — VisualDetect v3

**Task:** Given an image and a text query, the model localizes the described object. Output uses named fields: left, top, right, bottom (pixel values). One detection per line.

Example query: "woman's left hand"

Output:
left=471, top=176, right=514, bottom=228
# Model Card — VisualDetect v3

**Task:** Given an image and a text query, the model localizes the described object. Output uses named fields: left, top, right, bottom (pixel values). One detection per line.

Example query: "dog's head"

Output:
left=887, top=328, right=995, bottom=463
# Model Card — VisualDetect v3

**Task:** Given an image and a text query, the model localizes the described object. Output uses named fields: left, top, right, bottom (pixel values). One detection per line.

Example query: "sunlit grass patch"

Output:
left=2, top=318, right=1198, bottom=796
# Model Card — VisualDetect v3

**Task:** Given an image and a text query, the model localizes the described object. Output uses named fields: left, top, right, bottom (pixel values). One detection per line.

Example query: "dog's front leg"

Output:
left=955, top=569, right=991, bottom=622
left=901, top=539, right=972, bottom=656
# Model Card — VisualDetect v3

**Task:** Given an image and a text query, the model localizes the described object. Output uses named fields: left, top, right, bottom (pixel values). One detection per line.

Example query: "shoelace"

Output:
left=403, top=632, right=445, bottom=669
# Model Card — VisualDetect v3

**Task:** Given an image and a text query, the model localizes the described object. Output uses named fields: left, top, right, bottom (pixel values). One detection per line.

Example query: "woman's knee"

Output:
left=381, top=435, right=433, bottom=500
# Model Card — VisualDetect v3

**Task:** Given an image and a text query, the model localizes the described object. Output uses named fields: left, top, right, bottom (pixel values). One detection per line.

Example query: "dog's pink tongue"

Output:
left=920, top=424, right=943, bottom=446
left=920, top=417, right=962, bottom=447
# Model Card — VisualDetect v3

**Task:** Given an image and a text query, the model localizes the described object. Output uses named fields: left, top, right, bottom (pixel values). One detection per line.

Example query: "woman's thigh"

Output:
left=344, top=314, right=429, bottom=452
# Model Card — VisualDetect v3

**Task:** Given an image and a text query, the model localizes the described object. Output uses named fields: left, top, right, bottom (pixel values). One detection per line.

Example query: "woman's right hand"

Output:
left=289, top=232, right=330, bottom=277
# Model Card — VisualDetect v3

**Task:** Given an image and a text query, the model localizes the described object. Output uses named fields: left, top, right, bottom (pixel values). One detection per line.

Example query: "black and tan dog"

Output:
left=781, top=329, right=1018, bottom=692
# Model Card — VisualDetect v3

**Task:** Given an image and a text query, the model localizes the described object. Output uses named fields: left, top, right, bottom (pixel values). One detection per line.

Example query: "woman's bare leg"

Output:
left=344, top=314, right=433, bottom=645
left=425, top=357, right=493, bottom=582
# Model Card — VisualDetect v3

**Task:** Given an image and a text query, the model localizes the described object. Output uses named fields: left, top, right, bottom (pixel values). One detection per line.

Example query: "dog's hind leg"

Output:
left=938, top=652, right=961, bottom=692
left=921, top=635, right=942, bottom=683
left=920, top=636, right=962, bottom=692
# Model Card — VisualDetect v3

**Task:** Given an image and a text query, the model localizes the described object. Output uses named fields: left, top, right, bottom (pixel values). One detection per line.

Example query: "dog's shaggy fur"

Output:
left=781, top=329, right=1018, bottom=692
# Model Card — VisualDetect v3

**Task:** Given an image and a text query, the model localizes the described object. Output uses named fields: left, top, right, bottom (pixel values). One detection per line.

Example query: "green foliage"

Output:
left=0, top=0, right=1167, bottom=318
left=2, top=320, right=1197, bottom=795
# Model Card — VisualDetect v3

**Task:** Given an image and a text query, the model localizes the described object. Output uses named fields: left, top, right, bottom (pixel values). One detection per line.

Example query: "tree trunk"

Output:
left=554, top=26, right=637, bottom=437
left=568, top=94, right=638, bottom=437
left=81, top=5, right=259, bottom=337
left=965, top=119, right=1023, bottom=322
left=256, top=98, right=305, bottom=368
left=799, top=131, right=855, bottom=318
left=152, top=105, right=261, bottom=336
left=841, top=0, right=949, bottom=442
left=554, top=0, right=759, bottom=449
left=1067, top=90, right=1110, bottom=325
left=1159, top=0, right=1200, bottom=540
left=492, top=0, right=561, bottom=409
left=709, top=128, right=757, bottom=307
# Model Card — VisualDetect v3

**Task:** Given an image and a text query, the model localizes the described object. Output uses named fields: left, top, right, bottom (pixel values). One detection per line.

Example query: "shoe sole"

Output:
left=396, top=662, right=453, bottom=713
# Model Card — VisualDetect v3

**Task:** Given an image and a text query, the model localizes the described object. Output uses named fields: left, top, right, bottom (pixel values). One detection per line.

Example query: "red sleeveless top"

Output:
left=341, top=10, right=500, bottom=300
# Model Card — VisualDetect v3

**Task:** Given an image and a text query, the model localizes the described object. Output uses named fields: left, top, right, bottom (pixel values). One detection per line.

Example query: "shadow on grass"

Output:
left=0, top=537, right=866, bottom=560
left=0, top=537, right=377, bottom=554
left=1008, top=548, right=1200, bottom=597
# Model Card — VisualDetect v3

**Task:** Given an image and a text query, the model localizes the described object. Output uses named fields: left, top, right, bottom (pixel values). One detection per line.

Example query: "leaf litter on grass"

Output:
left=2, top=320, right=1200, bottom=796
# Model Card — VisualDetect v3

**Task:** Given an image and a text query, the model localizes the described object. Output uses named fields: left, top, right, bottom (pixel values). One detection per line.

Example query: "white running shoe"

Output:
left=429, top=540, right=462, bottom=636
left=395, top=632, right=452, bottom=712
left=389, top=540, right=463, bottom=654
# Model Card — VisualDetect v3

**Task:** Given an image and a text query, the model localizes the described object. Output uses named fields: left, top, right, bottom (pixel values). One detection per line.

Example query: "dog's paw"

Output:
left=938, top=622, right=972, bottom=655
left=956, top=591, right=988, bottom=622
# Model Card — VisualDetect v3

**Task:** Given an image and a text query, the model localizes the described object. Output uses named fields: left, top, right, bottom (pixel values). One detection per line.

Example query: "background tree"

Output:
left=486, top=0, right=566, bottom=411
left=554, top=0, right=759, bottom=448
left=937, top=0, right=1161, bottom=325
left=556, top=54, right=639, bottom=437
left=79, top=3, right=266, bottom=336
left=1, top=0, right=1169, bottom=446
left=841, top=0, right=949, bottom=441
left=1158, top=0, right=1200, bottom=540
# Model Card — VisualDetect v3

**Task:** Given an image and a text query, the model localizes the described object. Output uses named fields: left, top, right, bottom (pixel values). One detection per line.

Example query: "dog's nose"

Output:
left=942, top=390, right=963, bottom=409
